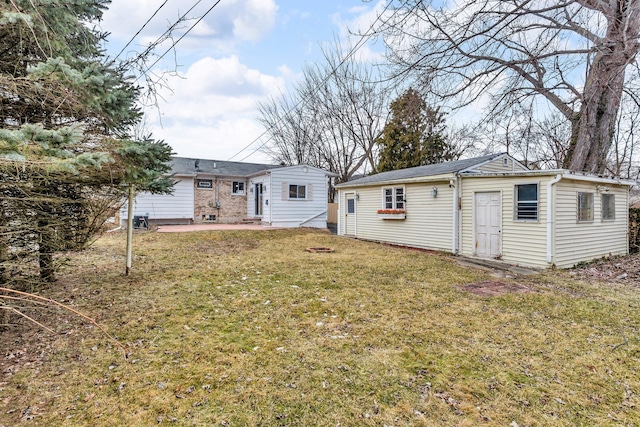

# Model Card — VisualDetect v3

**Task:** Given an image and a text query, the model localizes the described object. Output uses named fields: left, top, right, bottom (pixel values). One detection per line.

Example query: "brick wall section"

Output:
left=194, top=178, right=248, bottom=223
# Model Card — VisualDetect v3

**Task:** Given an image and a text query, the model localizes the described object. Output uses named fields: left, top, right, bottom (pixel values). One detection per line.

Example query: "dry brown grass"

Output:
left=1, top=228, right=639, bottom=426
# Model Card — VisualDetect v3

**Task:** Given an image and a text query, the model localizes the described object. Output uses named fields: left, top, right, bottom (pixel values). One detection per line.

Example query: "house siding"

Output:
left=475, top=156, right=528, bottom=173
left=342, top=181, right=453, bottom=251
left=553, top=180, right=628, bottom=268
left=460, top=176, right=549, bottom=268
left=268, top=166, right=330, bottom=228
left=121, top=177, right=194, bottom=223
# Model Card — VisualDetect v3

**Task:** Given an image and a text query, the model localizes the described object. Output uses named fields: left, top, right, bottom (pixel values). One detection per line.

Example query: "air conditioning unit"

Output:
left=202, top=214, right=216, bottom=222
left=133, top=215, right=149, bottom=229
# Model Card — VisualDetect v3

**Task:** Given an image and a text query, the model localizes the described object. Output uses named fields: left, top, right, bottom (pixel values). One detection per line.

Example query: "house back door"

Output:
left=475, top=192, right=501, bottom=258
left=344, top=193, right=355, bottom=235
left=254, top=183, right=263, bottom=216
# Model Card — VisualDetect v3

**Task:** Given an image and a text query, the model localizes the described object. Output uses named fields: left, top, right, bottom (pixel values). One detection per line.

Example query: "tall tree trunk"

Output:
left=566, top=58, right=626, bottom=173
left=38, top=218, right=55, bottom=283
left=567, top=3, right=640, bottom=173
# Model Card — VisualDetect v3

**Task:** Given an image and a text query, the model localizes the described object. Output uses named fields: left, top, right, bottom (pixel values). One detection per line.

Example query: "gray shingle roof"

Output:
left=337, top=153, right=507, bottom=187
left=170, top=156, right=282, bottom=177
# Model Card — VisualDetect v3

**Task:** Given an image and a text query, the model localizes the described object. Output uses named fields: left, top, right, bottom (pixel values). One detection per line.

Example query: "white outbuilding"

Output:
left=336, top=153, right=634, bottom=268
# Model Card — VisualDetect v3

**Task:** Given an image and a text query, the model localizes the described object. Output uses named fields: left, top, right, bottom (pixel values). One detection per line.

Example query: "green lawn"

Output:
left=1, top=228, right=639, bottom=426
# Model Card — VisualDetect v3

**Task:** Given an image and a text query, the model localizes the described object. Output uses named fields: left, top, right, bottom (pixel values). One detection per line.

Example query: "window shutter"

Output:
left=282, top=182, right=288, bottom=201
left=307, top=183, right=313, bottom=200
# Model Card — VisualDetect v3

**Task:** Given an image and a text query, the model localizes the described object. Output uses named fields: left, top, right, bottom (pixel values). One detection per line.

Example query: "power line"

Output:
left=123, top=0, right=205, bottom=71
left=111, top=0, right=170, bottom=62
left=142, top=0, right=223, bottom=74
left=229, top=2, right=398, bottom=162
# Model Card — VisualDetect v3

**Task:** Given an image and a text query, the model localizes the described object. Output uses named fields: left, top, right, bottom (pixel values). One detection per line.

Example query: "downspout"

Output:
left=546, top=174, right=563, bottom=264
left=451, top=174, right=458, bottom=254
left=337, top=189, right=341, bottom=235
left=269, top=172, right=273, bottom=225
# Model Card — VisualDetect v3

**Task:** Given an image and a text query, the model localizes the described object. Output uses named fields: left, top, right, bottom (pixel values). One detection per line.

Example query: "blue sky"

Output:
left=100, top=0, right=386, bottom=163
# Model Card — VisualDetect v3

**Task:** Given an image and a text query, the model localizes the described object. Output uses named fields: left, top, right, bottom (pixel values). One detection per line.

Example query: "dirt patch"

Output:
left=460, top=281, right=532, bottom=297
left=572, top=253, right=640, bottom=286
left=305, top=247, right=335, bottom=253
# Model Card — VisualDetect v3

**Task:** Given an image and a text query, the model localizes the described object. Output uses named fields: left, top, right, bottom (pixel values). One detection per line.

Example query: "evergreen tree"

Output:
left=376, top=88, right=456, bottom=172
left=0, top=1, right=173, bottom=284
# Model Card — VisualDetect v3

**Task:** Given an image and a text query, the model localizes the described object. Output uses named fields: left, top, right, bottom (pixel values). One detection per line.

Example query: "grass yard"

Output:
left=1, top=228, right=639, bottom=426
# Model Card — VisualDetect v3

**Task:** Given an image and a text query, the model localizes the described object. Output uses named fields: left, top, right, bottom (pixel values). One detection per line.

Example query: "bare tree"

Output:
left=258, top=39, right=392, bottom=183
left=380, top=0, right=640, bottom=174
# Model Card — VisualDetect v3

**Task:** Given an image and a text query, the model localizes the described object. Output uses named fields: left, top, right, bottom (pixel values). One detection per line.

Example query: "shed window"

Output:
left=577, top=192, right=594, bottom=222
left=383, top=187, right=404, bottom=210
left=232, top=181, right=245, bottom=195
left=289, top=184, right=306, bottom=199
left=197, top=179, right=213, bottom=189
left=601, top=194, right=615, bottom=221
left=515, top=184, right=538, bottom=221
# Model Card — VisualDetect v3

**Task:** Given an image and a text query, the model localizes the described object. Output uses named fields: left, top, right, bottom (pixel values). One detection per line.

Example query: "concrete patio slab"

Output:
left=156, top=224, right=283, bottom=233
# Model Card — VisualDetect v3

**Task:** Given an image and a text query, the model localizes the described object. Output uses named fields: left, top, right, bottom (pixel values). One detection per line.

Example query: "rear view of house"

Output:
left=336, top=153, right=634, bottom=268
left=121, top=157, right=335, bottom=228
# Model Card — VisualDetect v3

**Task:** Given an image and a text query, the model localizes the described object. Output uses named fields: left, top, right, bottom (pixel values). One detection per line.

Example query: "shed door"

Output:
left=344, top=193, right=356, bottom=235
left=475, top=192, right=502, bottom=258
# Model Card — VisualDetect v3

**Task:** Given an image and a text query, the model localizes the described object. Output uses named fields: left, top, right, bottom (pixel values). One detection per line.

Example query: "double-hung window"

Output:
left=383, top=187, right=404, bottom=210
left=515, top=183, right=538, bottom=221
left=578, top=192, right=594, bottom=222
left=232, top=181, right=245, bottom=195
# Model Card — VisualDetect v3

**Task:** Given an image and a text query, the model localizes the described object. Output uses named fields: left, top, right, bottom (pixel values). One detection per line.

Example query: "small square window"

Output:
left=578, top=192, right=594, bottom=222
left=289, top=184, right=306, bottom=199
left=601, top=194, right=615, bottom=221
left=232, top=181, right=245, bottom=195
left=197, top=179, right=213, bottom=189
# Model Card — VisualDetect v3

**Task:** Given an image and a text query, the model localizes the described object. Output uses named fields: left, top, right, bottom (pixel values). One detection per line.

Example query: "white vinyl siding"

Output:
left=475, top=157, right=528, bottom=173
left=460, top=176, right=548, bottom=268
left=344, top=182, right=453, bottom=252
left=121, top=178, right=194, bottom=220
left=268, top=166, right=329, bottom=228
left=553, top=181, right=628, bottom=268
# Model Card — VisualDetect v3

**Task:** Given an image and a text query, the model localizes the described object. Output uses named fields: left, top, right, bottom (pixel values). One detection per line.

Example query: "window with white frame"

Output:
left=383, top=187, right=404, bottom=209
left=289, top=184, right=306, bottom=199
left=232, top=181, right=245, bottom=195
left=601, top=193, right=615, bottom=221
left=196, top=179, right=213, bottom=189
left=515, top=183, right=538, bottom=220
left=578, top=192, right=594, bottom=222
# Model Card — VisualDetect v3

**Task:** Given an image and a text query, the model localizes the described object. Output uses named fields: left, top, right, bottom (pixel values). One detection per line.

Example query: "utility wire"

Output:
left=111, top=0, right=170, bottom=62
left=124, top=0, right=204, bottom=71
left=229, top=2, right=398, bottom=162
left=142, top=0, right=223, bottom=74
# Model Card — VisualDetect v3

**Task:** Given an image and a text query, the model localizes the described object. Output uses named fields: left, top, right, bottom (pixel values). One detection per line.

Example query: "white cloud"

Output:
left=102, top=0, right=277, bottom=54
left=145, top=55, right=285, bottom=162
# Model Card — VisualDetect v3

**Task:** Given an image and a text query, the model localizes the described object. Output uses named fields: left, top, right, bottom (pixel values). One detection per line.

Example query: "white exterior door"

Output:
left=475, top=192, right=502, bottom=258
left=344, top=193, right=356, bottom=235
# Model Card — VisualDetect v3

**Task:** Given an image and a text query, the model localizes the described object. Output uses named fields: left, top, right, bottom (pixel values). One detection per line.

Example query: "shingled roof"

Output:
left=169, top=157, right=282, bottom=177
left=337, top=153, right=508, bottom=187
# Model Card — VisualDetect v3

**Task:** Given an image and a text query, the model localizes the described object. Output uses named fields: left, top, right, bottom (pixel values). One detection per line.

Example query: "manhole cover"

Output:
left=305, top=247, right=335, bottom=253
